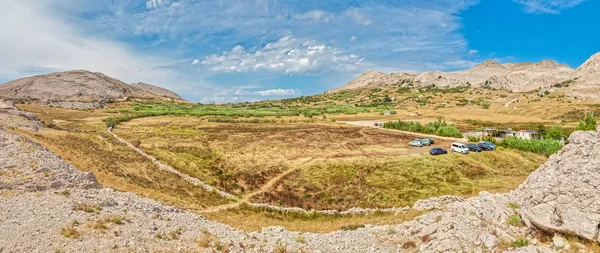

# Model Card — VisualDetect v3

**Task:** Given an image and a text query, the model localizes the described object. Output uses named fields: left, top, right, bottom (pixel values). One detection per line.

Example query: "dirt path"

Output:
left=108, top=125, right=413, bottom=215
left=200, top=159, right=312, bottom=213
left=107, top=127, right=237, bottom=200
left=344, top=120, right=467, bottom=142
left=108, top=126, right=315, bottom=213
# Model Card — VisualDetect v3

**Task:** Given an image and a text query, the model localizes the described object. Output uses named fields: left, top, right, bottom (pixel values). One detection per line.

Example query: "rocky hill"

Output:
left=328, top=70, right=416, bottom=93
left=2, top=102, right=600, bottom=252
left=332, top=52, right=600, bottom=99
left=130, top=82, right=184, bottom=100
left=0, top=70, right=184, bottom=105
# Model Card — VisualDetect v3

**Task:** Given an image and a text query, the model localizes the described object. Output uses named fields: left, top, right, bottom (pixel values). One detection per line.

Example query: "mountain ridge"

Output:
left=331, top=52, right=600, bottom=99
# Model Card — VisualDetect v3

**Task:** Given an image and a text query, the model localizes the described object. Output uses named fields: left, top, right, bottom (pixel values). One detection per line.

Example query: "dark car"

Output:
left=467, top=144, right=482, bottom=152
left=480, top=141, right=496, bottom=149
left=424, top=138, right=435, bottom=144
left=477, top=143, right=494, bottom=151
left=429, top=147, right=448, bottom=155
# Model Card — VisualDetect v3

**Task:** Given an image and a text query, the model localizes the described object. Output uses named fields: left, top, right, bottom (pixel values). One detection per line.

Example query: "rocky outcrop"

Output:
left=0, top=99, right=44, bottom=131
left=513, top=130, right=600, bottom=241
left=0, top=128, right=99, bottom=192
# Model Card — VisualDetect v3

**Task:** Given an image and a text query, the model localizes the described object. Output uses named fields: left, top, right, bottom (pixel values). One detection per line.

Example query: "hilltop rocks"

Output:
left=513, top=130, right=600, bottom=241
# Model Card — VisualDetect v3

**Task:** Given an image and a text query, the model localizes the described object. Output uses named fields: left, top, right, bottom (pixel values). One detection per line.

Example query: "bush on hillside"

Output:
left=576, top=113, right=597, bottom=131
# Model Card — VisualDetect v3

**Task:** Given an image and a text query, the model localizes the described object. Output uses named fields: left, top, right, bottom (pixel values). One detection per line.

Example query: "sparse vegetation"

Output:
left=73, top=203, right=102, bottom=214
left=341, top=224, right=365, bottom=231
left=60, top=225, right=80, bottom=239
left=508, top=213, right=524, bottom=227
left=512, top=237, right=529, bottom=247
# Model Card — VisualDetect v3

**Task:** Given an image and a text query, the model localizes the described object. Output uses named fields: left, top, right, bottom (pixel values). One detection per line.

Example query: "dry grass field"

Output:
left=12, top=88, right=596, bottom=232
left=113, top=116, right=442, bottom=195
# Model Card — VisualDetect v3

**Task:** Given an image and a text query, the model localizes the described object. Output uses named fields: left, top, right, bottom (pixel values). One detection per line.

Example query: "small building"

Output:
left=480, top=128, right=497, bottom=137
left=516, top=130, right=541, bottom=140
left=499, top=129, right=515, bottom=138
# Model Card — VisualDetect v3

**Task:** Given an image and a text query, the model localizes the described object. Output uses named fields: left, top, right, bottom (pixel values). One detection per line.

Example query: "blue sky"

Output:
left=0, top=0, right=598, bottom=103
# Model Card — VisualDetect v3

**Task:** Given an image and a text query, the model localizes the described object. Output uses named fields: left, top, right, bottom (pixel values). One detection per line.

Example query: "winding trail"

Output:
left=107, top=126, right=411, bottom=216
left=107, top=127, right=237, bottom=200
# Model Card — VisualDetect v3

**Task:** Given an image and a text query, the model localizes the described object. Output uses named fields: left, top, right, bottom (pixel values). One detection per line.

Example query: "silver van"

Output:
left=451, top=142, right=469, bottom=154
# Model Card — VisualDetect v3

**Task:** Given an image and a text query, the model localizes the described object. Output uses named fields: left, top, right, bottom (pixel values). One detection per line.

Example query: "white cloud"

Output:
left=294, top=10, right=333, bottom=23
left=469, top=49, right=479, bottom=55
left=146, top=0, right=171, bottom=9
left=201, top=36, right=363, bottom=74
left=514, top=0, right=586, bottom=14
left=0, top=1, right=178, bottom=84
left=254, top=88, right=301, bottom=96
left=350, top=36, right=357, bottom=42
left=191, top=59, right=200, bottom=65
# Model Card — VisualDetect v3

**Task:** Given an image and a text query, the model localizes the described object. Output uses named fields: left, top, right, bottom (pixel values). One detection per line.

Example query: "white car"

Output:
left=451, top=142, right=469, bottom=154
left=409, top=139, right=423, bottom=147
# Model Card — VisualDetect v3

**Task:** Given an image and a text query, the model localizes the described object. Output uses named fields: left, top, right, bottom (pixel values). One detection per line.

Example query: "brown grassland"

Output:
left=11, top=86, right=600, bottom=232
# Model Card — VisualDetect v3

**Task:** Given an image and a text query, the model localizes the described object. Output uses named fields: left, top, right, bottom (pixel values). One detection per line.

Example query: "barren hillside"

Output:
left=130, top=82, right=184, bottom=100
left=333, top=52, right=600, bottom=97
left=0, top=70, right=184, bottom=103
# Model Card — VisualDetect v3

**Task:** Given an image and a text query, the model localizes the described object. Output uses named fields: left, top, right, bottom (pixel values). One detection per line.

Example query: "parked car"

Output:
left=478, top=142, right=496, bottom=151
left=409, top=139, right=423, bottom=147
left=423, top=138, right=434, bottom=144
left=429, top=147, right=448, bottom=155
left=482, top=141, right=496, bottom=149
left=467, top=144, right=482, bottom=152
left=451, top=142, right=469, bottom=154
left=420, top=138, right=432, bottom=146
left=373, top=122, right=383, bottom=127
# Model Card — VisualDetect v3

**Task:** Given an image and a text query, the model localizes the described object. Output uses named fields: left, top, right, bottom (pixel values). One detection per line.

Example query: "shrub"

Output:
left=576, top=113, right=597, bottom=131
left=508, top=213, right=524, bottom=227
left=498, top=137, right=563, bottom=157
left=341, top=224, right=365, bottom=231
left=60, top=225, right=79, bottom=239
left=383, top=118, right=462, bottom=138
left=467, top=136, right=480, bottom=142
left=512, top=238, right=529, bottom=247
left=295, top=235, right=306, bottom=243
left=73, top=203, right=102, bottom=214
left=545, top=125, right=564, bottom=140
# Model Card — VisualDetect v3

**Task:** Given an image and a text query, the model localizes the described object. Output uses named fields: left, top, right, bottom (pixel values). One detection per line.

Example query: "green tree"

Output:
left=545, top=125, right=564, bottom=140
